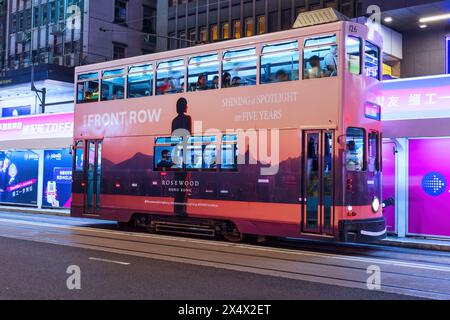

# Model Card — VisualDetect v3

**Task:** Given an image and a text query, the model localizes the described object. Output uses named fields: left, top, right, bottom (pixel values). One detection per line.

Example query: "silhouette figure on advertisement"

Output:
left=171, top=98, right=192, bottom=216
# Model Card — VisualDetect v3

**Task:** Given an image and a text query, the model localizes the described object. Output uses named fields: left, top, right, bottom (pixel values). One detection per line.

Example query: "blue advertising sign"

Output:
left=42, top=149, right=72, bottom=208
left=1, top=105, right=31, bottom=118
left=0, top=150, right=39, bottom=205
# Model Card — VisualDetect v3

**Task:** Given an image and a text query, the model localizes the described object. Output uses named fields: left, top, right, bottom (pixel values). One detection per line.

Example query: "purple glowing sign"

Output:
left=365, top=102, right=381, bottom=120
left=446, top=36, right=450, bottom=74
left=380, top=74, right=450, bottom=120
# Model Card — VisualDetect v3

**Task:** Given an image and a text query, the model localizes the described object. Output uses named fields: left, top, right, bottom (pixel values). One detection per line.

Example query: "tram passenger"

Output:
left=275, top=69, right=289, bottom=82
left=305, top=55, right=324, bottom=79
left=196, top=74, right=208, bottom=91
left=324, top=46, right=338, bottom=77
left=158, top=78, right=171, bottom=95
left=157, top=150, right=174, bottom=169
left=222, top=72, right=232, bottom=88
left=231, top=76, right=241, bottom=87
left=211, top=75, right=219, bottom=89
left=346, top=140, right=362, bottom=171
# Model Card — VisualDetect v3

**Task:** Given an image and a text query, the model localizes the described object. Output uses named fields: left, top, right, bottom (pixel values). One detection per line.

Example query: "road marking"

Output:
left=1, top=216, right=450, bottom=273
left=88, top=257, right=130, bottom=265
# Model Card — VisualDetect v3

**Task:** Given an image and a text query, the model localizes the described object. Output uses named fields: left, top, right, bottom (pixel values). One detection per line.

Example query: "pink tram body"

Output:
left=72, top=20, right=385, bottom=242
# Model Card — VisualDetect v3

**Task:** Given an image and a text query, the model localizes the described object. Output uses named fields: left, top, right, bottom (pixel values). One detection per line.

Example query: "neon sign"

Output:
left=365, top=102, right=381, bottom=121
left=381, top=74, right=450, bottom=120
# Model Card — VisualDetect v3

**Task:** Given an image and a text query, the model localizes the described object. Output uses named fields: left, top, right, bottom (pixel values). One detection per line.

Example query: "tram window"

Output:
left=128, top=64, right=153, bottom=98
left=101, top=68, right=125, bottom=101
left=221, top=134, right=238, bottom=171
left=75, top=147, right=84, bottom=172
left=304, top=34, right=336, bottom=47
left=186, top=136, right=218, bottom=170
left=365, top=41, right=380, bottom=80
left=222, top=48, right=257, bottom=88
left=303, top=44, right=338, bottom=79
left=346, top=127, right=365, bottom=172
left=77, top=80, right=99, bottom=103
left=156, top=59, right=185, bottom=95
left=346, top=36, right=361, bottom=75
left=188, top=53, right=219, bottom=92
left=260, top=40, right=299, bottom=84
left=368, top=132, right=379, bottom=172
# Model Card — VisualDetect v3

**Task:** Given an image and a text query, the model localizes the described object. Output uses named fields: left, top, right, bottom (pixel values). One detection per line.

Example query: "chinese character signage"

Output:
left=42, top=149, right=72, bottom=208
left=0, top=150, right=39, bottom=205
left=381, top=75, right=450, bottom=120
left=0, top=112, right=73, bottom=141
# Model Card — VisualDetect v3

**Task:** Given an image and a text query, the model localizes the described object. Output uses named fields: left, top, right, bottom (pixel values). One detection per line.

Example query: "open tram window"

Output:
left=345, top=127, right=366, bottom=172
left=221, top=134, right=238, bottom=171
left=77, top=72, right=99, bottom=103
left=346, top=36, right=361, bottom=75
left=222, top=48, right=257, bottom=88
left=188, top=53, right=219, bottom=91
left=156, top=59, right=185, bottom=95
left=101, top=68, right=125, bottom=101
left=365, top=41, right=380, bottom=80
left=260, top=40, right=299, bottom=84
left=128, top=64, right=153, bottom=98
left=368, top=131, right=380, bottom=172
left=303, top=36, right=338, bottom=79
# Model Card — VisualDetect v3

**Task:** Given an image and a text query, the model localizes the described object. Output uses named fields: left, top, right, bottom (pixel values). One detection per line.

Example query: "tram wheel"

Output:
left=223, top=228, right=245, bottom=243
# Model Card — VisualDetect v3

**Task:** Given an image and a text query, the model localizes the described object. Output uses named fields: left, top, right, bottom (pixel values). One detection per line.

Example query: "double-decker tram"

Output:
left=72, top=17, right=385, bottom=242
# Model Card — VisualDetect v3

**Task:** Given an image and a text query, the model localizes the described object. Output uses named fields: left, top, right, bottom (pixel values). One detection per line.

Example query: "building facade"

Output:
left=1, top=0, right=158, bottom=72
left=0, top=0, right=159, bottom=210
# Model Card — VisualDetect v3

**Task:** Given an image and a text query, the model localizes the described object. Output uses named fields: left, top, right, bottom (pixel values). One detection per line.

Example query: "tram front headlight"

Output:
left=371, top=197, right=380, bottom=213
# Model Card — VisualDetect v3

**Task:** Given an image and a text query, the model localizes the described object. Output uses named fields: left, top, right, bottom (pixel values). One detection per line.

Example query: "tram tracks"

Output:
left=1, top=214, right=450, bottom=299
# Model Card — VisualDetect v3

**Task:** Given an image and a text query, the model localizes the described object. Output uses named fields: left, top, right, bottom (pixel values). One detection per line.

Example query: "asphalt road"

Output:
left=0, top=236, right=414, bottom=300
left=1, top=211, right=449, bottom=300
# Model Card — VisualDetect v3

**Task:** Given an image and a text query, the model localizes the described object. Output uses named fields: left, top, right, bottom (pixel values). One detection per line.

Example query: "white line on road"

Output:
left=88, top=257, right=130, bottom=265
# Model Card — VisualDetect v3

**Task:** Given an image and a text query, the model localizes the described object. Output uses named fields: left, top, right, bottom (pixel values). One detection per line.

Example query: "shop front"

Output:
left=0, top=112, right=74, bottom=209
left=382, top=74, right=450, bottom=238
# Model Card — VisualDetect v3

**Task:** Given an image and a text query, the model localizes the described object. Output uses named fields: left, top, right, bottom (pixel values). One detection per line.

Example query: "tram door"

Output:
left=84, top=140, right=102, bottom=215
left=302, top=130, right=334, bottom=235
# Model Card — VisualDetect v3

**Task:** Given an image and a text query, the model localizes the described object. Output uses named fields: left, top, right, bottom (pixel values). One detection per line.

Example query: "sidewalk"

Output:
left=378, top=236, right=450, bottom=252
left=0, top=206, right=70, bottom=217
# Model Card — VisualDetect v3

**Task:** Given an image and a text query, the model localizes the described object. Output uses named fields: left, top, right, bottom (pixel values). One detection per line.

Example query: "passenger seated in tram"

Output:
left=157, top=149, right=174, bottom=169
left=275, top=69, right=290, bottom=82
left=222, top=72, right=232, bottom=88
left=158, top=78, right=171, bottom=95
left=324, top=46, right=338, bottom=77
left=196, top=74, right=209, bottom=91
left=231, top=76, right=241, bottom=87
left=305, top=55, right=324, bottom=79
left=211, top=76, right=219, bottom=89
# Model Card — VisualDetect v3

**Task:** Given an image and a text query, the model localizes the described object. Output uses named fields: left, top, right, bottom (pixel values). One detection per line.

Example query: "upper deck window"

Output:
left=101, top=68, right=125, bottom=101
left=188, top=53, right=219, bottom=92
left=156, top=59, right=185, bottom=95
left=260, top=40, right=299, bottom=84
left=304, top=34, right=336, bottom=47
left=303, top=35, right=338, bottom=79
left=77, top=72, right=99, bottom=104
left=346, top=36, right=361, bottom=75
left=365, top=41, right=380, bottom=80
left=128, top=64, right=153, bottom=98
left=222, top=48, right=257, bottom=88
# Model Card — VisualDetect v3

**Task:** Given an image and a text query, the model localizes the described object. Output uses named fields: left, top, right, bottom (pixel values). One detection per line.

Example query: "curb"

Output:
left=0, top=207, right=70, bottom=217
left=376, top=239, right=450, bottom=252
